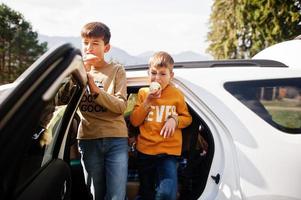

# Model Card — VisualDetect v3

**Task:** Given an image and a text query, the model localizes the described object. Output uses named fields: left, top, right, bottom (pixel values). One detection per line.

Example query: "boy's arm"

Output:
left=130, top=89, right=150, bottom=127
left=93, top=67, right=127, bottom=114
left=176, top=94, right=192, bottom=129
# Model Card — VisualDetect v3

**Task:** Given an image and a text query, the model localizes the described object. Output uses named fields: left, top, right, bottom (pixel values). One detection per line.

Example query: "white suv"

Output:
left=0, top=40, right=301, bottom=200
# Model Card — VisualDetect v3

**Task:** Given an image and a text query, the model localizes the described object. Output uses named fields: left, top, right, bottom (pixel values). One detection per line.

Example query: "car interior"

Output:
left=67, top=85, right=215, bottom=200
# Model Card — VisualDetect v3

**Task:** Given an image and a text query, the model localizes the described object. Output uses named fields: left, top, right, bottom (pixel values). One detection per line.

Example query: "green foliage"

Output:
left=0, top=3, right=48, bottom=84
left=207, top=0, right=301, bottom=59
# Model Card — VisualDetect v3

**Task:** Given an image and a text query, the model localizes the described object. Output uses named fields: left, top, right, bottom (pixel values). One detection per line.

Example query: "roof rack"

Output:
left=125, top=59, right=288, bottom=70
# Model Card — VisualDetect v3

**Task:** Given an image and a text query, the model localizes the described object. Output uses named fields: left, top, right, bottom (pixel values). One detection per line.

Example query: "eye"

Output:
left=151, top=71, right=157, bottom=76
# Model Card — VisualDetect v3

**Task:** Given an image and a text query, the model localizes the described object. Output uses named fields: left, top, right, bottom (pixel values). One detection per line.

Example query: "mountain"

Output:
left=107, top=47, right=145, bottom=65
left=38, top=34, right=211, bottom=65
left=39, top=34, right=145, bottom=65
left=173, top=51, right=209, bottom=61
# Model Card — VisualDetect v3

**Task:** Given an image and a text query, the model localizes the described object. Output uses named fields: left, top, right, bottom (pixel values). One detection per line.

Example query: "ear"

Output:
left=104, top=43, right=111, bottom=53
left=170, top=71, right=174, bottom=79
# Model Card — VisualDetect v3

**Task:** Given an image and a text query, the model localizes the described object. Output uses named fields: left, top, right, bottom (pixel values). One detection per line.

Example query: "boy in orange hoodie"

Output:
left=130, top=51, right=192, bottom=200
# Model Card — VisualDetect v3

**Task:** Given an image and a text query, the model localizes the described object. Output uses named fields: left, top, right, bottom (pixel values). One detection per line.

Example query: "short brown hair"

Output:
left=81, top=22, right=111, bottom=44
left=148, top=51, right=174, bottom=71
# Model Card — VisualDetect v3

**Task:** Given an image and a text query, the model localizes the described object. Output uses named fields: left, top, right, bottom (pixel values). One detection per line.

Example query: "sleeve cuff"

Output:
left=167, top=114, right=179, bottom=126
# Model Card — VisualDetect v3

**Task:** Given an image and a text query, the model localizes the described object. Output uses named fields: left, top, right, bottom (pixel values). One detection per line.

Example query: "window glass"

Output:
left=224, top=78, right=301, bottom=133
left=16, top=75, right=77, bottom=187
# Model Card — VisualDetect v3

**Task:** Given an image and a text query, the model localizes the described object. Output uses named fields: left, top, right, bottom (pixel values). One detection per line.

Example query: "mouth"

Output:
left=83, top=53, right=98, bottom=60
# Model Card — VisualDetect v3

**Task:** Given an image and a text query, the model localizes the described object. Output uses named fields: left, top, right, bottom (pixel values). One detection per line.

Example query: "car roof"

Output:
left=126, top=59, right=301, bottom=84
left=253, top=40, right=301, bottom=69
left=126, top=40, right=301, bottom=83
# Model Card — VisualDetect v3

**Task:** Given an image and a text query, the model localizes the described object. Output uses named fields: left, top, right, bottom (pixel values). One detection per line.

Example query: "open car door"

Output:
left=0, top=43, right=86, bottom=200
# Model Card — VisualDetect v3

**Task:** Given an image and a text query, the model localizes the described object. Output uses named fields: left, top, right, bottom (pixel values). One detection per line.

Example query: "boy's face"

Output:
left=82, top=37, right=110, bottom=63
left=148, top=65, right=174, bottom=90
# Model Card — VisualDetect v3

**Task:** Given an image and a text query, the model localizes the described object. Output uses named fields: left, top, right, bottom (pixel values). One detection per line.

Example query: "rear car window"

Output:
left=224, top=78, right=301, bottom=133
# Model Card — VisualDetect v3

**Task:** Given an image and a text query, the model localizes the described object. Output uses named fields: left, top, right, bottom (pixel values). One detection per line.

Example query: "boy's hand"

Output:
left=147, top=89, right=162, bottom=99
left=142, top=89, right=162, bottom=110
left=84, top=64, right=92, bottom=72
left=83, top=54, right=99, bottom=71
left=160, top=118, right=177, bottom=138
left=87, top=73, right=100, bottom=94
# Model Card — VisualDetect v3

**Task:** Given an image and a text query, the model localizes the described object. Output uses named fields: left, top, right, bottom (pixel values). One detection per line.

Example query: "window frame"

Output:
left=224, top=78, right=301, bottom=134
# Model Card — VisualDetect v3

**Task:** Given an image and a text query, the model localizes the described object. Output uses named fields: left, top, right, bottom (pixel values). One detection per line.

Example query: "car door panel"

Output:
left=17, top=159, right=71, bottom=200
left=0, top=43, right=86, bottom=199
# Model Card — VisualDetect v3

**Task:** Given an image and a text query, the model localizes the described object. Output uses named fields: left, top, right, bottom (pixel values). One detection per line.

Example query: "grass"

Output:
left=261, top=99, right=301, bottom=129
left=261, top=99, right=301, bottom=107
left=269, top=110, right=301, bottom=129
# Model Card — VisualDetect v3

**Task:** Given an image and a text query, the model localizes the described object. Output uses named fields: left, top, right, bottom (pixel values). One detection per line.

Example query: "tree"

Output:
left=0, top=3, right=47, bottom=84
left=207, top=0, right=301, bottom=59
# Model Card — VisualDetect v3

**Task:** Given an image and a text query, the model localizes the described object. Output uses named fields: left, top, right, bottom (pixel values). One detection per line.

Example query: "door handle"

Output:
left=211, top=173, right=220, bottom=184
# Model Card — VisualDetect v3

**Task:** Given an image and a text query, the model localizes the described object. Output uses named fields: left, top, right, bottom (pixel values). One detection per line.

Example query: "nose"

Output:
left=86, top=43, right=93, bottom=51
left=88, top=44, right=92, bottom=50
left=155, top=74, right=161, bottom=81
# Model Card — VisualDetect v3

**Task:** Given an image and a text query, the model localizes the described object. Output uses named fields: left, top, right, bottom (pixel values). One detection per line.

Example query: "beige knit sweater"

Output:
left=77, top=63, right=128, bottom=139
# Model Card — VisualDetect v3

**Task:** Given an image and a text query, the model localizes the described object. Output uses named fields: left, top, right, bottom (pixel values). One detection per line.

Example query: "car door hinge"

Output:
left=211, top=173, right=220, bottom=184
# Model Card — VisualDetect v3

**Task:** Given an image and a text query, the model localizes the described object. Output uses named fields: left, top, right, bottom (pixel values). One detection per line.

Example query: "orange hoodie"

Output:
left=130, top=84, right=192, bottom=156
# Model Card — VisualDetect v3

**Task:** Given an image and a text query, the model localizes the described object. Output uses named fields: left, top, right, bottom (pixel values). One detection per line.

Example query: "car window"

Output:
left=16, top=75, right=77, bottom=188
left=224, top=78, right=301, bottom=133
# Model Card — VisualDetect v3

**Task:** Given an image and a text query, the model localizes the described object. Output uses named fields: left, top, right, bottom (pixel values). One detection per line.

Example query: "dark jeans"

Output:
left=137, top=151, right=178, bottom=200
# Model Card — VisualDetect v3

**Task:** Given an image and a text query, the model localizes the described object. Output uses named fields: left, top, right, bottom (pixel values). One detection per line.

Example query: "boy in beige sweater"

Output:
left=78, top=21, right=128, bottom=200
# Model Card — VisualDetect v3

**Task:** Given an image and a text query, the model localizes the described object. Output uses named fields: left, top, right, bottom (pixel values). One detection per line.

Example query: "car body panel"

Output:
left=175, top=65, right=301, bottom=199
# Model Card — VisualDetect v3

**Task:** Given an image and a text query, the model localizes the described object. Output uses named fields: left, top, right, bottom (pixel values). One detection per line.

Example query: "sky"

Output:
left=1, top=0, right=213, bottom=56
